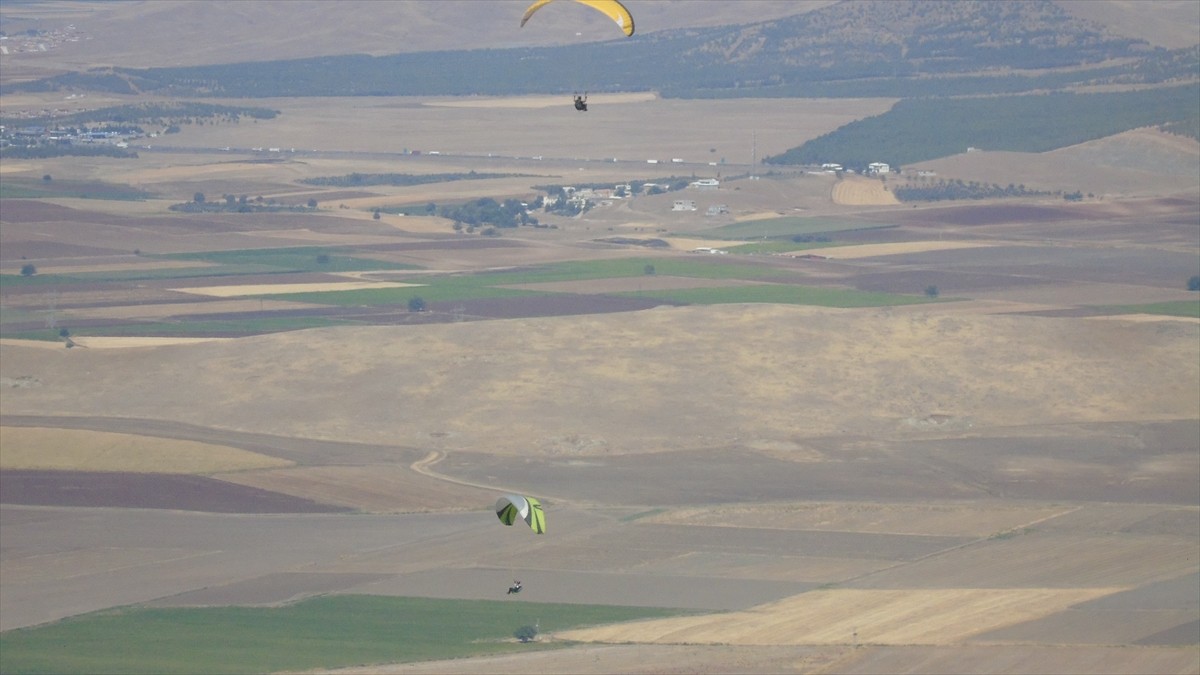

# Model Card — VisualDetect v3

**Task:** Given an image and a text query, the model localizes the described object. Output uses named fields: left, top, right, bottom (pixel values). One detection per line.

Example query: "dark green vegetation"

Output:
left=894, top=181, right=1056, bottom=203
left=5, top=1, right=1190, bottom=100
left=167, top=199, right=320, bottom=215
left=300, top=171, right=533, bottom=188
left=440, top=197, right=534, bottom=229
left=1097, top=300, right=1200, bottom=319
left=0, top=595, right=693, bottom=674
left=767, top=84, right=1200, bottom=168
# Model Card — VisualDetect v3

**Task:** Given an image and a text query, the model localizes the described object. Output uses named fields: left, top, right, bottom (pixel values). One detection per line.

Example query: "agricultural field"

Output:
left=2, top=83, right=1198, bottom=675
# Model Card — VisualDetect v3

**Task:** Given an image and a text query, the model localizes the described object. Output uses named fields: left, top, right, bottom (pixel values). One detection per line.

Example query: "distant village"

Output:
left=0, top=122, right=142, bottom=151
left=0, top=24, right=86, bottom=56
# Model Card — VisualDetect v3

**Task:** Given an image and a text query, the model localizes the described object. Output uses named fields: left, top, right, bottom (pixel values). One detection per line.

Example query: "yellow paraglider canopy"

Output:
left=520, top=0, right=635, bottom=37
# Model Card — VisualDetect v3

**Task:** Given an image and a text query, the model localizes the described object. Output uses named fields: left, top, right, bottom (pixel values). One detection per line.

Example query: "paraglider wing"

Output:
left=526, top=497, right=546, bottom=534
left=520, top=0, right=635, bottom=37
left=495, top=494, right=546, bottom=533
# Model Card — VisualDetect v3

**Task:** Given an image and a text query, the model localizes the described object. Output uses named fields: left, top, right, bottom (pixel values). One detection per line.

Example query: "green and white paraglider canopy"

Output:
left=495, top=494, right=546, bottom=534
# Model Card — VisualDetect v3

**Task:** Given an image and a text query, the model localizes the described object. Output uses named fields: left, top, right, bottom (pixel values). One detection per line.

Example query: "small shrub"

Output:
left=408, top=297, right=427, bottom=312
left=924, top=285, right=939, bottom=298
left=514, top=625, right=538, bottom=643
left=20, top=263, right=37, bottom=277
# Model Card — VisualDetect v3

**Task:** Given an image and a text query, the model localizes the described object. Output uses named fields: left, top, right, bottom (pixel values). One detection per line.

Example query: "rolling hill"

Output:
left=4, top=0, right=1196, bottom=99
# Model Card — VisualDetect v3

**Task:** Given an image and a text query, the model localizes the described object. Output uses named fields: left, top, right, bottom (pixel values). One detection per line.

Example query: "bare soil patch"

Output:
left=215, top=464, right=495, bottom=513
left=0, top=470, right=350, bottom=513
left=62, top=299, right=320, bottom=322
left=172, top=280, right=422, bottom=298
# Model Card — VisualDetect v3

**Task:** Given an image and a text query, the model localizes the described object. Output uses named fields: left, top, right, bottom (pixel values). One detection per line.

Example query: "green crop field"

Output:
left=0, top=595, right=695, bottom=675
left=1097, top=300, right=1200, bottom=319
left=260, top=282, right=538, bottom=306
left=161, top=247, right=420, bottom=274
left=622, top=284, right=939, bottom=308
left=703, top=217, right=892, bottom=240
left=0, top=178, right=154, bottom=201
left=258, top=258, right=792, bottom=306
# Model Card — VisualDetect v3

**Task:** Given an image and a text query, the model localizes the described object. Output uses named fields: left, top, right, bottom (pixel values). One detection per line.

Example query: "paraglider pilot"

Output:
left=574, top=94, right=588, bottom=112
left=508, top=580, right=523, bottom=594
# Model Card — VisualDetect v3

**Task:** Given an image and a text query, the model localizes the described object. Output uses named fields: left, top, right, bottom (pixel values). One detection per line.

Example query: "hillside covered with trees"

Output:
left=5, top=1, right=1194, bottom=100
left=765, top=84, right=1200, bottom=169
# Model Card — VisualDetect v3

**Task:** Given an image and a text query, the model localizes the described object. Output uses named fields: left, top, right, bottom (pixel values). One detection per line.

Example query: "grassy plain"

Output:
left=0, top=596, right=692, bottom=674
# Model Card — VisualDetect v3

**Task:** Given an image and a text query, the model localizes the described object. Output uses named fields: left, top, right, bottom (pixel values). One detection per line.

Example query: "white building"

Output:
left=867, top=162, right=891, bottom=175
left=690, top=178, right=720, bottom=189
left=672, top=200, right=697, bottom=211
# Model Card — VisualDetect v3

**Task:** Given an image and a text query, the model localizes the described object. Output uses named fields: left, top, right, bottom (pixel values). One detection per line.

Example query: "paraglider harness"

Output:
left=573, top=93, right=588, bottom=112
left=507, top=580, right=523, bottom=595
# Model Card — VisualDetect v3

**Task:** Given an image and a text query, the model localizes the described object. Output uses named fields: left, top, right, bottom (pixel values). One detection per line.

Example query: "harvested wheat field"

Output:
left=0, top=426, right=291, bottom=473
left=557, top=587, right=1120, bottom=645
left=832, top=176, right=900, bottom=206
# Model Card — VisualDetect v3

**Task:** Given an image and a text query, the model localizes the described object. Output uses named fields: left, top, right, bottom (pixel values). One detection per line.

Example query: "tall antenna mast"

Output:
left=751, top=131, right=757, bottom=178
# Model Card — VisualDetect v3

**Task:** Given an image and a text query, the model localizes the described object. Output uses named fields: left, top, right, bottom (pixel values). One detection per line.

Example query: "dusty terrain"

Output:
left=1, top=82, right=1198, bottom=675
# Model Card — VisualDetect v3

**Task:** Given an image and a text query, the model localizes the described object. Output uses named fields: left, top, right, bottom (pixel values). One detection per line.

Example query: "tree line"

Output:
left=766, top=83, right=1200, bottom=168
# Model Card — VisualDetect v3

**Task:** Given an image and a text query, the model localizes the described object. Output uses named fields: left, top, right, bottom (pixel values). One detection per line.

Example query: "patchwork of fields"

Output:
left=1, top=90, right=1197, bottom=674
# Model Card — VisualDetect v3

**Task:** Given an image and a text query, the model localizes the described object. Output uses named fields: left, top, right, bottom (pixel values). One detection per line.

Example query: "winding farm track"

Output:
left=409, top=449, right=573, bottom=505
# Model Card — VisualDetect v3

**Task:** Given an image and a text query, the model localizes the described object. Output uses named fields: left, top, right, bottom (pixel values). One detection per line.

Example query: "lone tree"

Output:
left=307, top=198, right=318, bottom=208
left=408, top=296, right=427, bottom=312
left=1188, top=275, right=1200, bottom=291
left=924, top=285, right=939, bottom=298
left=193, top=192, right=206, bottom=204
left=20, top=263, right=37, bottom=277
left=514, top=625, right=539, bottom=643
